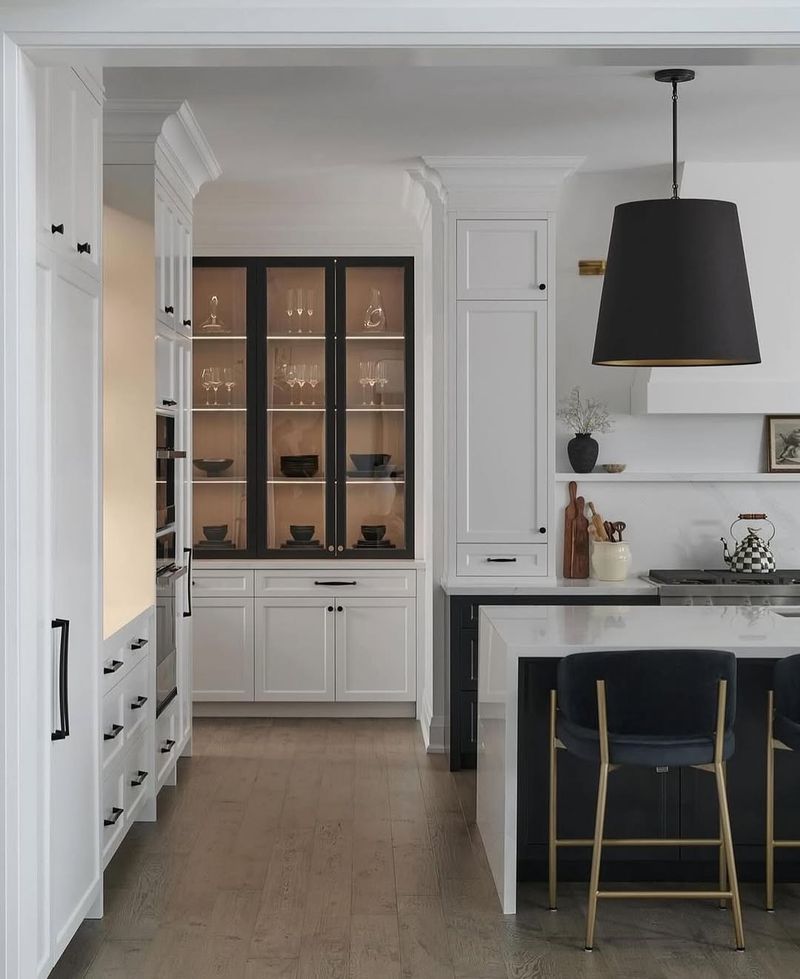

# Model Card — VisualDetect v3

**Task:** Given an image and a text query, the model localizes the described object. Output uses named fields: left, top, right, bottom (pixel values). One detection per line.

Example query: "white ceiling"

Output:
left=105, top=65, right=800, bottom=181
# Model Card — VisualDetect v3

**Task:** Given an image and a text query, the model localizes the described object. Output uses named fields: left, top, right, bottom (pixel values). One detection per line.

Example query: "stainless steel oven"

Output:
left=156, top=413, right=185, bottom=532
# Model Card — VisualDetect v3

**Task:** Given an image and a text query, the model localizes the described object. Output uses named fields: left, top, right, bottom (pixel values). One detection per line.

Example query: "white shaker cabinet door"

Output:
left=456, top=300, right=548, bottom=545
left=192, top=598, right=254, bottom=701
left=456, top=219, right=548, bottom=300
left=335, top=599, right=415, bottom=702
left=254, top=599, right=335, bottom=701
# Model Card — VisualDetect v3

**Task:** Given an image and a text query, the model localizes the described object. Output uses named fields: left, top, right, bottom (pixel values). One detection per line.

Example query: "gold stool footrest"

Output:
left=596, top=890, right=733, bottom=900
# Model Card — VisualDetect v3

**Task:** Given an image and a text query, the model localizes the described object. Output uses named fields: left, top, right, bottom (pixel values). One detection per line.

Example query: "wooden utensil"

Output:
left=563, top=481, right=578, bottom=578
left=573, top=495, right=590, bottom=578
left=614, top=521, right=626, bottom=542
left=588, top=502, right=608, bottom=541
left=604, top=520, right=616, bottom=542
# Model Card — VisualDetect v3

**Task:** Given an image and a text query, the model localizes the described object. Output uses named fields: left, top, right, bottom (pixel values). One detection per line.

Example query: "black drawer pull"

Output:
left=130, top=695, right=148, bottom=710
left=314, top=580, right=357, bottom=586
left=130, top=637, right=149, bottom=650
left=130, top=770, right=148, bottom=787
left=486, top=557, right=517, bottom=563
left=183, top=319, right=192, bottom=327
left=469, top=638, right=477, bottom=682
left=51, top=223, right=64, bottom=235
left=164, top=305, right=174, bottom=314
left=77, top=241, right=91, bottom=255
left=160, top=738, right=176, bottom=754
left=327, top=606, right=333, bottom=612
left=104, top=659, right=123, bottom=675
left=161, top=399, right=177, bottom=407
left=104, top=807, right=123, bottom=827
left=539, top=527, right=547, bottom=535
left=538, top=283, right=546, bottom=290
left=104, top=723, right=123, bottom=741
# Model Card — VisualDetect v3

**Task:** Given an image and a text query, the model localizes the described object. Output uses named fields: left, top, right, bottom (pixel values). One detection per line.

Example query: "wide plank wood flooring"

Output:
left=53, top=718, right=800, bottom=978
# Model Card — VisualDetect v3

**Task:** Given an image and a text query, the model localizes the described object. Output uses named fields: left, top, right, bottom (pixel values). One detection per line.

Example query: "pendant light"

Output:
left=592, top=69, right=760, bottom=366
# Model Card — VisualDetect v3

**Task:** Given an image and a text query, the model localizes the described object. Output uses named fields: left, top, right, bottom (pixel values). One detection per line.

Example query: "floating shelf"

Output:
left=267, top=334, right=324, bottom=340
left=346, top=407, right=405, bottom=413
left=267, top=407, right=325, bottom=412
left=267, top=478, right=327, bottom=485
left=192, top=479, right=247, bottom=485
left=555, top=472, right=800, bottom=483
left=346, top=334, right=405, bottom=340
left=193, top=335, right=247, bottom=340
left=192, top=407, right=246, bottom=412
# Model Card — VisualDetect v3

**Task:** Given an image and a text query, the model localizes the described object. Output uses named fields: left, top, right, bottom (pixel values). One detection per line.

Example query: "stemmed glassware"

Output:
left=286, top=289, right=295, bottom=333
left=295, top=363, right=307, bottom=405
left=375, top=361, right=389, bottom=403
left=306, top=290, right=315, bottom=333
left=208, top=367, right=222, bottom=406
left=295, top=288, right=304, bottom=333
left=308, top=363, right=320, bottom=404
left=359, top=360, right=375, bottom=406
left=200, top=367, right=214, bottom=406
left=223, top=367, right=236, bottom=406
left=286, top=364, right=298, bottom=405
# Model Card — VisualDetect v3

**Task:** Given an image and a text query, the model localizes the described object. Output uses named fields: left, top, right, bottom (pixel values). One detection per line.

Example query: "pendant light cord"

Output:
left=671, top=78, right=679, bottom=199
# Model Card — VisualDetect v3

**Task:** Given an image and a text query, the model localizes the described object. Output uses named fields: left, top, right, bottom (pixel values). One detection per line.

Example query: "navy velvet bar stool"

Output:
left=766, top=651, right=800, bottom=911
left=548, top=648, right=743, bottom=951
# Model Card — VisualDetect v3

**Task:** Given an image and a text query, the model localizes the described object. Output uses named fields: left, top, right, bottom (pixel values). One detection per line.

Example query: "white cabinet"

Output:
left=192, top=597, right=255, bottom=700
left=456, top=219, right=547, bottom=300
left=254, top=599, right=336, bottom=701
left=335, top=599, right=415, bottom=701
left=456, top=300, right=548, bottom=544
left=155, top=177, right=193, bottom=334
left=155, top=324, right=178, bottom=409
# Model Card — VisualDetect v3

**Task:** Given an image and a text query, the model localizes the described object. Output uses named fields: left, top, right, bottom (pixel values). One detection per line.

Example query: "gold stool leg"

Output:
left=719, top=761, right=727, bottom=910
left=548, top=690, right=558, bottom=911
left=766, top=690, right=775, bottom=912
left=716, top=762, right=745, bottom=949
left=585, top=679, right=610, bottom=951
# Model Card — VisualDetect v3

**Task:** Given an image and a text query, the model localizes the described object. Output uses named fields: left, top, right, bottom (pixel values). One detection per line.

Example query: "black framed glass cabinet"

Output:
left=191, top=257, right=414, bottom=559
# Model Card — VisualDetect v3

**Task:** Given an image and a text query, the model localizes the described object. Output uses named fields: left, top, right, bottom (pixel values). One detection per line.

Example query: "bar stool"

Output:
left=765, top=652, right=800, bottom=911
left=548, top=648, right=744, bottom=951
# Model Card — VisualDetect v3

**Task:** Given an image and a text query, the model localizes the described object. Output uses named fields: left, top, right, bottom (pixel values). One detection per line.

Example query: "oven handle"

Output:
left=157, top=565, right=188, bottom=581
left=156, top=449, right=187, bottom=460
left=51, top=618, right=70, bottom=740
left=183, top=547, right=193, bottom=617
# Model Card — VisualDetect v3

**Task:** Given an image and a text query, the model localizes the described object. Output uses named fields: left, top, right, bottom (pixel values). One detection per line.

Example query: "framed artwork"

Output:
left=767, top=415, right=800, bottom=472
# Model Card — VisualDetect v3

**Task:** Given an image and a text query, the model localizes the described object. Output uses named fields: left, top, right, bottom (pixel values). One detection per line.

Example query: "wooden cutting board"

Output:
left=563, top=481, right=590, bottom=579
left=563, top=481, right=578, bottom=578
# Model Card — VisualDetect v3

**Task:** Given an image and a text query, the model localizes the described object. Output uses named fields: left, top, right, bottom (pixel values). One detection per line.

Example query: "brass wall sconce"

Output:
left=579, top=260, right=607, bottom=276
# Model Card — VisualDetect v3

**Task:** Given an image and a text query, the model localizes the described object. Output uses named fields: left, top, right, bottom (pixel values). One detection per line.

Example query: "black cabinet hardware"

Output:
left=50, top=223, right=64, bottom=235
left=164, top=305, right=174, bottom=314
left=327, top=606, right=333, bottom=612
left=337, top=605, right=343, bottom=612
left=486, top=557, right=517, bottom=563
left=77, top=241, right=91, bottom=255
left=104, top=659, right=123, bottom=675
left=130, top=637, right=149, bottom=650
left=104, top=723, right=123, bottom=742
left=183, top=547, right=193, bottom=617
left=160, top=738, right=176, bottom=754
left=104, top=807, right=123, bottom=827
left=130, top=695, right=148, bottom=710
left=130, top=770, right=148, bottom=787
left=51, top=618, right=70, bottom=740
left=183, top=319, right=191, bottom=327
left=161, top=399, right=177, bottom=407
left=314, top=580, right=357, bottom=586
left=538, top=283, right=546, bottom=290
left=539, top=527, right=547, bottom=534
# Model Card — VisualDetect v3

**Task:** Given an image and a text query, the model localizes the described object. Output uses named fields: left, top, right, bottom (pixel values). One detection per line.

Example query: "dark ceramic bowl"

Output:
left=194, top=458, right=234, bottom=476
left=280, top=455, right=319, bottom=478
left=350, top=453, right=391, bottom=472
left=203, top=524, right=228, bottom=542
left=290, top=524, right=315, bottom=542
left=361, top=524, right=386, bottom=542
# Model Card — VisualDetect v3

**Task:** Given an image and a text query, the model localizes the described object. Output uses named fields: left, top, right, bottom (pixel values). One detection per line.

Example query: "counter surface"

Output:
left=442, top=576, right=658, bottom=596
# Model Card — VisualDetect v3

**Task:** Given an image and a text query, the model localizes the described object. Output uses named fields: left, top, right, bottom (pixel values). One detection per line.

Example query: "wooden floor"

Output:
left=53, top=718, right=800, bottom=978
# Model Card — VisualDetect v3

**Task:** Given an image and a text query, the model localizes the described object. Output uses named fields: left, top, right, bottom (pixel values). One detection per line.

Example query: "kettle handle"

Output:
left=730, top=515, right=776, bottom=543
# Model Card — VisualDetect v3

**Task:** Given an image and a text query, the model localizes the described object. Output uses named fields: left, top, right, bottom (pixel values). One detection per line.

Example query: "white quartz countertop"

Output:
left=441, top=576, right=658, bottom=596
left=480, top=603, right=800, bottom=658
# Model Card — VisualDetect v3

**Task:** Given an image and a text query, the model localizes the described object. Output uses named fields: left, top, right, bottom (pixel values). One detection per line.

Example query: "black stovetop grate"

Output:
left=649, top=569, right=800, bottom=586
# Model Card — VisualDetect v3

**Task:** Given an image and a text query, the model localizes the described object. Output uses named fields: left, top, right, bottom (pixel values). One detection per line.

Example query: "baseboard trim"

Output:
left=426, top=712, right=447, bottom=753
left=193, top=701, right=416, bottom=718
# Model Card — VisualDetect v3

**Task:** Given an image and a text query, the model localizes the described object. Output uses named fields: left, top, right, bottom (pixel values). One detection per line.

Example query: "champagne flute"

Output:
left=200, top=367, right=213, bottom=406
left=295, top=363, right=307, bottom=406
left=209, top=366, right=222, bottom=406
left=295, top=288, right=304, bottom=333
left=286, top=364, right=297, bottom=406
left=286, top=289, right=295, bottom=333
left=375, top=362, right=389, bottom=404
left=367, top=363, right=377, bottom=406
left=223, top=367, right=235, bottom=406
left=308, top=363, right=320, bottom=405
left=359, top=360, right=373, bottom=406
left=306, top=290, right=315, bottom=333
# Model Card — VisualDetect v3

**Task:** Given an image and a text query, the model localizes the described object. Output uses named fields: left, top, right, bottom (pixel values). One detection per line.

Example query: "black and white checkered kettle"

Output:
left=720, top=514, right=777, bottom=573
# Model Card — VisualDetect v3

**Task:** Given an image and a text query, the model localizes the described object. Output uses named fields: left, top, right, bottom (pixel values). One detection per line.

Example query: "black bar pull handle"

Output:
left=51, top=223, right=64, bottom=235
left=130, top=695, right=148, bottom=710
left=77, top=241, right=91, bottom=255
left=130, top=637, right=149, bottom=650
left=183, top=547, right=193, bottom=617
left=51, top=618, right=70, bottom=740
left=160, top=738, right=176, bottom=754
left=314, top=580, right=357, bottom=586
left=130, top=770, right=148, bottom=787
left=104, top=659, right=123, bottom=675
left=104, top=723, right=123, bottom=742
left=164, top=305, right=174, bottom=314
left=486, top=557, right=517, bottom=563
left=104, top=807, right=123, bottom=827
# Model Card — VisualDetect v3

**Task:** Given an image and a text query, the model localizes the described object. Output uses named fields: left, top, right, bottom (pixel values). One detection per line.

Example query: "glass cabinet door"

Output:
left=191, top=264, right=249, bottom=554
left=338, top=261, right=412, bottom=555
left=265, top=263, right=332, bottom=554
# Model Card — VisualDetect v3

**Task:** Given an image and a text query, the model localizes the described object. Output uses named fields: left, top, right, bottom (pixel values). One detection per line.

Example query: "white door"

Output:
left=456, top=219, right=548, bottom=300
left=335, top=599, right=415, bottom=702
left=192, top=598, right=254, bottom=701
left=456, top=300, right=548, bottom=544
left=254, top=599, right=335, bottom=701
left=155, top=326, right=177, bottom=409
left=71, top=76, right=101, bottom=276
left=46, top=257, right=102, bottom=954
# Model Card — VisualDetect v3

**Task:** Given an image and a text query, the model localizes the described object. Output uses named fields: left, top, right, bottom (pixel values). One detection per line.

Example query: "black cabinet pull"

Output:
left=160, top=738, right=176, bottom=754
left=469, top=638, right=477, bottom=682
left=130, top=637, right=149, bottom=650
left=182, top=319, right=192, bottom=327
left=104, top=723, right=123, bottom=742
left=77, top=241, right=91, bottom=255
left=161, top=399, right=177, bottom=407
left=104, top=807, right=123, bottom=827
left=539, top=527, right=547, bottom=535
left=486, top=557, right=517, bottom=563
left=51, top=618, right=70, bottom=740
left=327, top=606, right=333, bottom=612
left=51, top=223, right=64, bottom=235
left=314, top=580, right=357, bottom=586
left=164, top=305, right=174, bottom=314
left=183, top=547, right=193, bottom=617
left=130, top=770, right=148, bottom=787
left=538, top=283, right=546, bottom=290
left=104, top=659, right=123, bottom=675
left=130, top=695, right=148, bottom=710
left=337, top=605, right=343, bottom=612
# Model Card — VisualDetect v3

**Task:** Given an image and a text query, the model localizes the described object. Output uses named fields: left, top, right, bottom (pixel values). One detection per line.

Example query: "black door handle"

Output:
left=164, top=305, right=174, bottom=314
left=104, top=807, right=123, bottom=827
left=130, top=695, right=148, bottom=710
left=486, top=557, right=517, bottom=563
left=51, top=223, right=64, bottom=235
left=314, top=580, right=357, bottom=586
left=183, top=547, right=193, bottom=617
left=51, top=618, right=70, bottom=740
left=538, top=283, right=546, bottom=290
left=77, top=241, right=91, bottom=255
left=130, top=770, right=148, bottom=787
left=161, top=399, right=177, bottom=407
left=160, top=738, right=176, bottom=754
left=104, top=723, right=124, bottom=742
left=104, top=659, right=123, bottom=675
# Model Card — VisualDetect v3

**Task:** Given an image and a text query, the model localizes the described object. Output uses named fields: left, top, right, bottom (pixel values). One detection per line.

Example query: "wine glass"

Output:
left=359, top=360, right=374, bottom=406
left=306, top=290, right=315, bottom=332
left=208, top=367, right=222, bottom=406
left=200, top=367, right=213, bottom=406
left=295, top=288, right=304, bottom=333
left=375, top=362, right=389, bottom=403
left=286, top=364, right=298, bottom=406
left=367, top=364, right=378, bottom=406
left=286, top=289, right=295, bottom=333
left=308, top=363, right=320, bottom=405
left=295, top=363, right=307, bottom=406
left=223, top=367, right=236, bottom=406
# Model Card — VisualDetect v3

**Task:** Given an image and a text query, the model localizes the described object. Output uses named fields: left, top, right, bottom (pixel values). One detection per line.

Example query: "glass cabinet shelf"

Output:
left=193, top=256, right=413, bottom=558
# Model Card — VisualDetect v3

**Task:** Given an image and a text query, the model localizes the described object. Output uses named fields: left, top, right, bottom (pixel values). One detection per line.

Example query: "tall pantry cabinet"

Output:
left=35, top=67, right=104, bottom=976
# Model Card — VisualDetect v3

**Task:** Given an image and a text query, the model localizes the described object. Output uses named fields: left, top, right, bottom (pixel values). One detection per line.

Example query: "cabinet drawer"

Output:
left=102, top=767, right=126, bottom=867
left=124, top=732, right=153, bottom=824
left=101, top=685, right=126, bottom=772
left=191, top=569, right=254, bottom=597
left=102, top=617, right=152, bottom=693
left=255, top=569, right=415, bottom=598
left=456, top=543, right=547, bottom=576
left=454, top=630, right=478, bottom=691
left=156, top=702, right=178, bottom=786
left=122, top=658, right=152, bottom=743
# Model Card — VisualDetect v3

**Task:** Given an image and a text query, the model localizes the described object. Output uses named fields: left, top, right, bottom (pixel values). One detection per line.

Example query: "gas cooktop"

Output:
left=649, top=570, right=800, bottom=586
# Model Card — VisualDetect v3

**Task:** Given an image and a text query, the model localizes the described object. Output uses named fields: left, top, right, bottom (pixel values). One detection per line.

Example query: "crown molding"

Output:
left=403, top=162, right=447, bottom=227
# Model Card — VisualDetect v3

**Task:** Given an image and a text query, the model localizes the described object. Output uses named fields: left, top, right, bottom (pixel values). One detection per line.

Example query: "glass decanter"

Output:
left=363, top=288, right=386, bottom=333
left=199, top=295, right=228, bottom=335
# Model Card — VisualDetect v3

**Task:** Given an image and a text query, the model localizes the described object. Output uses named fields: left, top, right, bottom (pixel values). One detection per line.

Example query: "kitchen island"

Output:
left=477, top=604, right=800, bottom=913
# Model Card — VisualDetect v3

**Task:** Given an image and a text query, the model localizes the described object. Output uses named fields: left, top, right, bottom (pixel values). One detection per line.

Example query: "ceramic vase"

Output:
left=567, top=433, right=599, bottom=473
